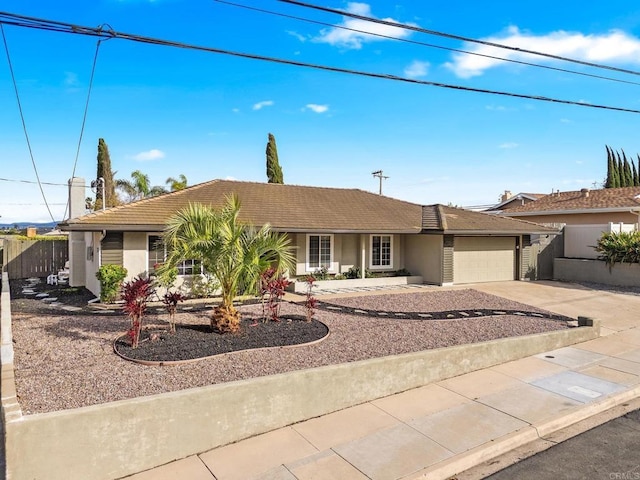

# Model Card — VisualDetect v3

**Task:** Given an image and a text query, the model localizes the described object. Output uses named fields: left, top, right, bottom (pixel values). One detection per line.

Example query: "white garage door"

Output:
left=453, top=237, right=516, bottom=284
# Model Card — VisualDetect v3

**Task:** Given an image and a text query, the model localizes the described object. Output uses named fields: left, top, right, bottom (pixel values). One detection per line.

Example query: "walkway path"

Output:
left=121, top=281, right=640, bottom=480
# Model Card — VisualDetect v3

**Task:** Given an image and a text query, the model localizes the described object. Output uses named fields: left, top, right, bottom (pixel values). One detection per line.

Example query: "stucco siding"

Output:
left=122, top=232, right=148, bottom=281
left=404, top=235, right=443, bottom=285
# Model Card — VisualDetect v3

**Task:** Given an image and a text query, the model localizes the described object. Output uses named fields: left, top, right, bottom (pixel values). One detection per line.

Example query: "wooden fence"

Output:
left=1, top=238, right=68, bottom=280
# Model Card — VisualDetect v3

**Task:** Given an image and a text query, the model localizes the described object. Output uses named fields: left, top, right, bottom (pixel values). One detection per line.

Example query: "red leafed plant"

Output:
left=162, top=290, right=186, bottom=333
left=121, top=276, right=154, bottom=348
left=260, top=267, right=291, bottom=322
left=304, top=275, right=317, bottom=323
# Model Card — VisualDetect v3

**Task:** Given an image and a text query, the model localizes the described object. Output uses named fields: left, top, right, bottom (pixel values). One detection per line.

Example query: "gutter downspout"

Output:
left=360, top=235, right=366, bottom=279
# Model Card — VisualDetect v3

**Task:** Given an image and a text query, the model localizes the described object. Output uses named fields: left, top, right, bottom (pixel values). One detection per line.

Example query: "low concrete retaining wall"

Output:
left=1, top=273, right=599, bottom=480
left=554, top=257, right=640, bottom=287
left=293, top=275, right=424, bottom=293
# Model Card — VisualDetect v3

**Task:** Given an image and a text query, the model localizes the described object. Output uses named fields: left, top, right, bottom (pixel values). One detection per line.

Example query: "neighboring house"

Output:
left=500, top=186, right=640, bottom=226
left=59, top=179, right=557, bottom=296
left=484, top=190, right=546, bottom=213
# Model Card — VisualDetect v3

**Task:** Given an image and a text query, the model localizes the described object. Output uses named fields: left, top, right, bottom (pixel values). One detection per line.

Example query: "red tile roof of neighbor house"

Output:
left=59, top=180, right=557, bottom=235
left=501, top=186, right=640, bottom=215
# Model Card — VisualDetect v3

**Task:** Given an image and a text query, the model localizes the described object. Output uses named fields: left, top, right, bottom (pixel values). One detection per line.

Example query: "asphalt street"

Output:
left=485, top=408, right=640, bottom=480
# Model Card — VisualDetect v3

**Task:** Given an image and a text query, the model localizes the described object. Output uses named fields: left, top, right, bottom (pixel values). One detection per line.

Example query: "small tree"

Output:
left=304, top=276, right=318, bottom=323
left=96, top=264, right=127, bottom=303
left=122, top=277, right=154, bottom=348
left=259, top=267, right=291, bottom=322
left=161, top=195, right=294, bottom=333
left=266, top=133, right=284, bottom=184
left=162, top=290, right=186, bottom=333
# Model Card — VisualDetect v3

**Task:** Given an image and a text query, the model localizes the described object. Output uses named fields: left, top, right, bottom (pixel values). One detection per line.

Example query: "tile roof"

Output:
left=61, top=180, right=424, bottom=233
left=59, top=180, right=556, bottom=235
left=502, top=186, right=640, bottom=214
left=422, top=205, right=557, bottom=234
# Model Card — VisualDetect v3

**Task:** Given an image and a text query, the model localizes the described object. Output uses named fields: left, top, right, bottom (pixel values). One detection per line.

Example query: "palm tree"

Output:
left=166, top=174, right=188, bottom=192
left=116, top=170, right=168, bottom=202
left=158, top=195, right=294, bottom=333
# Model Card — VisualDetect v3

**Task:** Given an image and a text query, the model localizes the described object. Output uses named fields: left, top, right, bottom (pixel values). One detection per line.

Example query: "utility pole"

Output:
left=372, top=170, right=389, bottom=195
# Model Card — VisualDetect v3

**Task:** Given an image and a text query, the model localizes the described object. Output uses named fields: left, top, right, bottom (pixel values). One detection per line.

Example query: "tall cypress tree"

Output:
left=615, top=152, right=623, bottom=188
left=605, top=145, right=614, bottom=188
left=96, top=138, right=118, bottom=210
left=622, top=150, right=633, bottom=187
left=266, top=133, right=284, bottom=184
left=632, top=159, right=639, bottom=186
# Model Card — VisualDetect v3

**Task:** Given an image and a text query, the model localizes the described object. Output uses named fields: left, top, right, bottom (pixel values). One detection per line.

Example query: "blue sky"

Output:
left=2, top=0, right=640, bottom=223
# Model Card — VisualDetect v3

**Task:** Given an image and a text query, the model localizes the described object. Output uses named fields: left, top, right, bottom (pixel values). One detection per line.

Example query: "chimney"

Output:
left=580, top=188, right=590, bottom=198
left=501, top=190, right=513, bottom=202
left=68, top=177, right=86, bottom=219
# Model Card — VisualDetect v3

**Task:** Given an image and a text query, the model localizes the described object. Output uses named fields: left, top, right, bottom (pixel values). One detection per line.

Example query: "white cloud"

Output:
left=131, top=149, right=165, bottom=161
left=305, top=104, right=329, bottom=113
left=446, top=26, right=640, bottom=78
left=404, top=60, right=429, bottom=78
left=314, top=2, right=416, bottom=49
left=560, top=118, right=572, bottom=123
left=498, top=142, right=519, bottom=149
left=232, top=108, right=240, bottom=113
left=287, top=31, right=307, bottom=42
left=253, top=100, right=274, bottom=110
left=63, top=72, right=79, bottom=87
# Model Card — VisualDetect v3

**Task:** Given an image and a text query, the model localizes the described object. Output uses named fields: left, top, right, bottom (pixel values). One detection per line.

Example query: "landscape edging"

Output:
left=2, top=307, right=599, bottom=480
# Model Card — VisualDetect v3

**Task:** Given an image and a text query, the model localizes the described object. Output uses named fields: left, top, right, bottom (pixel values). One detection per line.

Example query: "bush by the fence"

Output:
left=595, top=230, right=640, bottom=266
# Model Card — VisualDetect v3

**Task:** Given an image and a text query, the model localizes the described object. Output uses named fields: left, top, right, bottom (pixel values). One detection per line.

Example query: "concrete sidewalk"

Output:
left=124, top=281, right=640, bottom=480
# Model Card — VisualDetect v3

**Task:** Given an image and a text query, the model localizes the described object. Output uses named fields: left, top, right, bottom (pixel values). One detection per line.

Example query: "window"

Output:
left=177, top=259, right=203, bottom=276
left=148, top=235, right=165, bottom=273
left=307, top=234, right=333, bottom=271
left=148, top=235, right=202, bottom=275
left=370, top=235, right=392, bottom=268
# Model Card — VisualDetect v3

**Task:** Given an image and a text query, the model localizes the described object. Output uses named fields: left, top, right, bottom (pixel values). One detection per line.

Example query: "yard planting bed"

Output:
left=10, top=285, right=572, bottom=415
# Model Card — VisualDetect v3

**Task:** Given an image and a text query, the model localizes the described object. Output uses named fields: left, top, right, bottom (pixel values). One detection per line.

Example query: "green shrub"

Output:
left=344, top=266, right=373, bottom=279
left=96, top=264, right=128, bottom=303
left=595, top=230, right=640, bottom=266
left=313, top=266, right=330, bottom=280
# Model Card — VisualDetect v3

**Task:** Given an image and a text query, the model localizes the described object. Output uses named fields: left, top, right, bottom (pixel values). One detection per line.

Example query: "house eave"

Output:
left=437, top=229, right=559, bottom=236
left=502, top=207, right=640, bottom=217
left=59, top=224, right=422, bottom=234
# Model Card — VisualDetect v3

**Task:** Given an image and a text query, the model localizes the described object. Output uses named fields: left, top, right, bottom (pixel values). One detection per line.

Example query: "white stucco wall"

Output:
left=404, top=234, right=443, bottom=285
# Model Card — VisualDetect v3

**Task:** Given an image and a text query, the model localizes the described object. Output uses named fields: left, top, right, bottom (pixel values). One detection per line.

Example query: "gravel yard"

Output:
left=10, top=285, right=572, bottom=415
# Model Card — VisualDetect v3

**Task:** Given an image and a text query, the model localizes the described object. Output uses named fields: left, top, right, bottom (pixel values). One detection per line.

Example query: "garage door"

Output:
left=453, top=237, right=516, bottom=284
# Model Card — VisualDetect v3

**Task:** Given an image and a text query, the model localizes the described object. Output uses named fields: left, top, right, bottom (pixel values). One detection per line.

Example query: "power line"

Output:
left=1, top=23, right=56, bottom=223
left=1, top=11, right=640, bottom=114
left=215, top=0, right=640, bottom=87
left=279, top=0, right=640, bottom=78
left=0, top=177, right=91, bottom=187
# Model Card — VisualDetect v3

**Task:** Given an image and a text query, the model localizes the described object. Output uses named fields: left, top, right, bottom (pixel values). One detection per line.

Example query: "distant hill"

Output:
left=0, top=222, right=58, bottom=229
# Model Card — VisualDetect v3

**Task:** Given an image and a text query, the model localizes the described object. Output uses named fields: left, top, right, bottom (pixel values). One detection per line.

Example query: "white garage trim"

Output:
left=453, top=237, right=516, bottom=284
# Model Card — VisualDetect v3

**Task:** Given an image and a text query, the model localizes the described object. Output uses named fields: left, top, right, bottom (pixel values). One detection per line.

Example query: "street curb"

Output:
left=408, top=385, right=640, bottom=480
